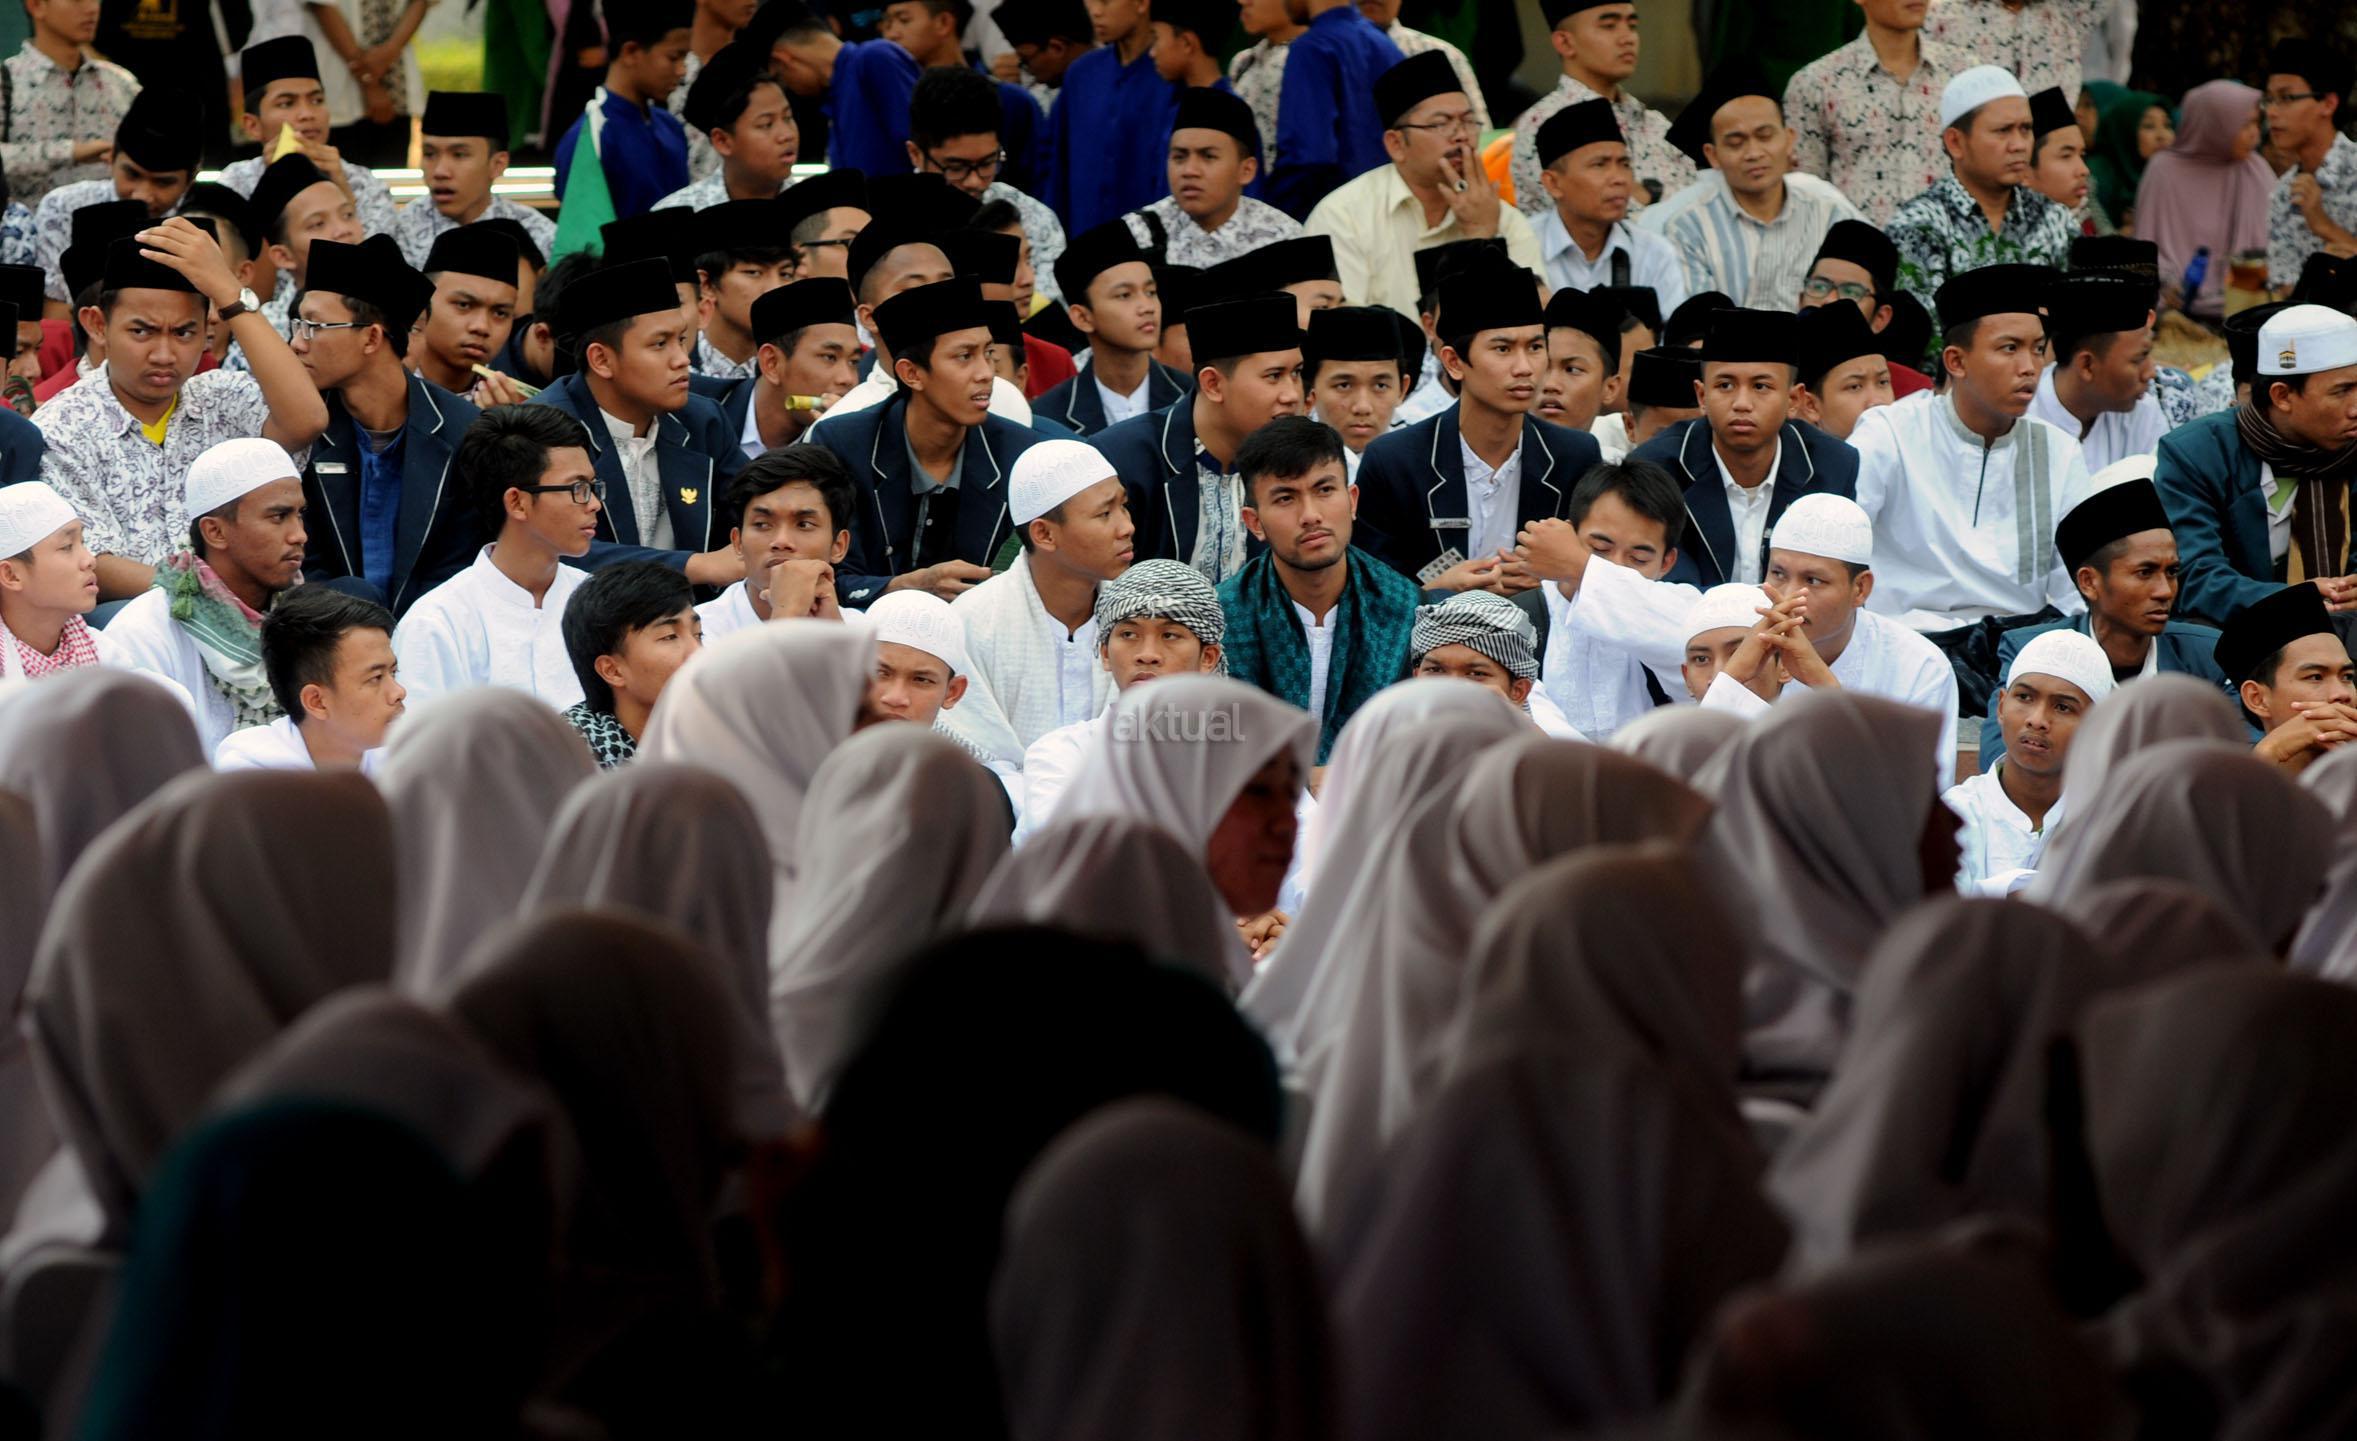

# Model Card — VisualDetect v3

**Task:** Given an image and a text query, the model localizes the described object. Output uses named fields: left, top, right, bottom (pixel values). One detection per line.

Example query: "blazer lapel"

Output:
left=865, top=396, right=917, bottom=568
left=310, top=404, right=363, bottom=575
left=1147, top=360, right=1187, bottom=409
left=390, top=377, right=452, bottom=601
left=1422, top=407, right=1470, bottom=546
left=1680, top=440, right=1736, bottom=586
left=656, top=412, right=716, bottom=553
left=1070, top=376, right=1106, bottom=434
left=960, top=423, right=1011, bottom=563
left=1516, top=416, right=1566, bottom=528
left=1160, top=402, right=1201, bottom=560
left=557, top=377, right=638, bottom=546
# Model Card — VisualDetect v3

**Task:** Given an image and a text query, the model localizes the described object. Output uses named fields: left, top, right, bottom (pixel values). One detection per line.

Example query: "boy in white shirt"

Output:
left=216, top=584, right=403, bottom=771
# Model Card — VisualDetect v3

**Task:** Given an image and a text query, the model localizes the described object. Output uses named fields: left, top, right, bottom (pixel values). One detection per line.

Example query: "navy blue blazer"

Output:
left=806, top=393, right=1045, bottom=605
left=1629, top=417, right=1859, bottom=589
left=2152, top=409, right=2304, bottom=626
left=300, top=375, right=481, bottom=616
left=713, top=375, right=757, bottom=447
left=0, top=406, right=43, bottom=489
left=1352, top=406, right=1601, bottom=582
left=1031, top=358, right=1190, bottom=437
left=1091, top=394, right=1262, bottom=566
left=529, top=372, right=745, bottom=572
left=1978, top=614, right=2240, bottom=767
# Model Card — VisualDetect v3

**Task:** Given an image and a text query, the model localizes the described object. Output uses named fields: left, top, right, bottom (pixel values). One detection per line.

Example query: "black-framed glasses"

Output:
left=1802, top=275, right=1875, bottom=303
left=1393, top=112, right=1480, bottom=138
left=919, top=147, right=1005, bottom=183
left=289, top=316, right=364, bottom=341
left=2264, top=90, right=2321, bottom=107
left=519, top=479, right=605, bottom=505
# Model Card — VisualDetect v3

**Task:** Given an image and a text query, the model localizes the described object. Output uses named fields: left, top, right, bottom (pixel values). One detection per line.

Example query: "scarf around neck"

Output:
left=1216, top=545, right=1418, bottom=764
left=153, top=552, right=280, bottom=730
left=4, top=612, right=101, bottom=679
left=2237, top=402, right=2357, bottom=579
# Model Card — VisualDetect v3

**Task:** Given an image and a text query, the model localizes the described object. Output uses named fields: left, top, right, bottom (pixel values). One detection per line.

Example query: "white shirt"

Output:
left=696, top=578, right=763, bottom=643
left=739, top=388, right=767, bottom=462
left=213, top=714, right=384, bottom=775
left=391, top=545, right=589, bottom=710
left=100, top=587, right=238, bottom=751
left=1574, top=556, right=1961, bottom=786
left=939, top=553, right=1118, bottom=770
left=1461, top=432, right=1524, bottom=562
left=1850, top=390, right=2091, bottom=631
left=1589, top=410, right=1633, bottom=461
left=1292, top=599, right=1338, bottom=725
left=1534, top=209, right=1690, bottom=317
left=2026, top=366, right=2167, bottom=477
left=1715, top=436, right=1781, bottom=586
left=1016, top=708, right=1105, bottom=845
left=1944, top=764, right=2060, bottom=896
left=1537, top=575, right=1684, bottom=740
left=2262, top=460, right=2293, bottom=566
left=600, top=407, right=673, bottom=552
left=1094, top=368, right=1152, bottom=427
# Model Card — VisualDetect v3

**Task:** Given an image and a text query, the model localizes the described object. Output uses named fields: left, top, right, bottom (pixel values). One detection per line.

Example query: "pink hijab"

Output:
left=2135, top=81, right=2273, bottom=316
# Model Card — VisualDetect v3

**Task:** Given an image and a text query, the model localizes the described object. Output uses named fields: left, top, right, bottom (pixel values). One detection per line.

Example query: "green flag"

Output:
left=550, top=92, right=616, bottom=262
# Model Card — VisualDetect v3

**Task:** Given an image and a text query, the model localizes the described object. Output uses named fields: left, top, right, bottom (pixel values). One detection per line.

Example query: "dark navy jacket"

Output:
left=2152, top=409, right=2312, bottom=626
left=1032, top=358, right=1190, bottom=437
left=805, top=393, right=1046, bottom=606
left=1091, top=394, right=1263, bottom=567
left=0, top=407, right=42, bottom=488
left=528, top=371, right=745, bottom=572
left=1978, top=613, right=2240, bottom=767
left=301, top=375, right=481, bottom=616
left=1628, top=417, right=1859, bottom=589
left=1352, top=405, right=1602, bottom=584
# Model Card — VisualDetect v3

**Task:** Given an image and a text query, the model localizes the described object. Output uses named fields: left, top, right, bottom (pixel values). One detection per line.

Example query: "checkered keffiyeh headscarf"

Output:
left=1094, top=560, right=1228, bottom=651
left=1410, top=591, right=1540, bottom=680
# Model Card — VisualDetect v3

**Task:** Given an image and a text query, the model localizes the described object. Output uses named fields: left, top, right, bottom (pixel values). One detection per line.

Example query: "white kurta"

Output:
left=101, top=588, right=239, bottom=751
left=1016, top=709, right=1105, bottom=845
left=2026, top=367, right=2167, bottom=477
left=695, top=579, right=763, bottom=644
left=1537, top=571, right=1687, bottom=741
left=1573, top=556, right=1962, bottom=787
left=940, top=554, right=1117, bottom=771
left=1943, top=764, right=2061, bottom=896
left=1849, top=390, right=2091, bottom=632
left=212, top=714, right=384, bottom=775
left=391, top=546, right=589, bottom=711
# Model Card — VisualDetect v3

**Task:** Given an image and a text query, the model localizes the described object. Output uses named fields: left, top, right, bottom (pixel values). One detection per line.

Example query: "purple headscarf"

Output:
left=2134, top=81, right=2274, bottom=317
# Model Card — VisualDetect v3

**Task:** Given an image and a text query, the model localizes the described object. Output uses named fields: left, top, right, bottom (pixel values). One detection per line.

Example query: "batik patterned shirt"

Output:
left=1122, top=193, right=1303, bottom=269
left=1783, top=31, right=1961, bottom=226
left=390, top=193, right=556, bottom=268
left=33, top=366, right=286, bottom=564
left=1924, top=0, right=2104, bottom=110
left=216, top=152, right=398, bottom=238
left=0, top=44, right=139, bottom=205
left=1512, top=73, right=1692, bottom=219
left=1228, top=38, right=1291, bottom=170
left=2269, top=132, right=2357, bottom=298
left=1886, top=175, right=2078, bottom=323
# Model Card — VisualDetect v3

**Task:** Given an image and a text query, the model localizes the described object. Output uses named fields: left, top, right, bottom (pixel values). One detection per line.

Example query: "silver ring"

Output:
left=1454, top=180, right=1468, bottom=193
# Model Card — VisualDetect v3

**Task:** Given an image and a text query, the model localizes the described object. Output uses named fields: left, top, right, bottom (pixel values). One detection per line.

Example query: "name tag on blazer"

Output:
left=315, top=462, right=349, bottom=475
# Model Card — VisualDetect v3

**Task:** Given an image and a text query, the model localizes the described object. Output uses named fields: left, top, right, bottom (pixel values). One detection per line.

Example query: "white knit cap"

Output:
left=865, top=589, right=971, bottom=677
left=2005, top=628, right=2116, bottom=705
left=0, top=481, right=77, bottom=556
left=1939, top=64, right=2028, bottom=131
left=184, top=437, right=301, bottom=518
left=1009, top=438, right=1118, bottom=528
left=2258, top=303, right=2357, bottom=377
left=1684, top=583, right=1772, bottom=644
left=1769, top=493, right=1875, bottom=566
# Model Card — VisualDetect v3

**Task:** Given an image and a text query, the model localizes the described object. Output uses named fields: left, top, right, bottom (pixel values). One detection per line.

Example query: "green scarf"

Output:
left=153, top=552, right=281, bottom=731
left=1215, top=545, right=1420, bottom=764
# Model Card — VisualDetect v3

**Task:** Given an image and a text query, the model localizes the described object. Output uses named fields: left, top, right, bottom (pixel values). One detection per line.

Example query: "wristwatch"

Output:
left=215, top=287, right=261, bottom=322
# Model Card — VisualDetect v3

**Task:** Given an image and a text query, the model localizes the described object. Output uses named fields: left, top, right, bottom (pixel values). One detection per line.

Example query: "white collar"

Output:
left=600, top=405, right=656, bottom=451
left=1711, top=434, right=1782, bottom=498
left=472, top=543, right=571, bottom=611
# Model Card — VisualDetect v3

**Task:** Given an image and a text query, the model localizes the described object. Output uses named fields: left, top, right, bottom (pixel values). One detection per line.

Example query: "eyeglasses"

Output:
left=1393, top=113, right=1480, bottom=139
left=919, top=147, right=1005, bottom=183
left=289, top=316, right=364, bottom=341
left=2264, top=91, right=2321, bottom=107
left=519, top=479, right=606, bottom=506
left=798, top=237, right=854, bottom=251
left=1802, top=276, right=1875, bottom=303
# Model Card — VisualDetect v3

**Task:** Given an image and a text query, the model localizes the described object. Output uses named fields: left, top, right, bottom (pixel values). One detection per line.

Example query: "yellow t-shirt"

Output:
left=138, top=396, right=176, bottom=447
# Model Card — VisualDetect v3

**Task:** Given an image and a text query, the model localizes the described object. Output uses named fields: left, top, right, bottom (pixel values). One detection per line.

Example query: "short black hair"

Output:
left=764, top=0, right=832, bottom=40
left=1565, top=458, right=1686, bottom=551
left=562, top=561, right=697, bottom=714
left=908, top=65, right=1002, bottom=152
left=724, top=445, right=856, bottom=535
left=970, top=198, right=1022, bottom=234
left=2049, top=315, right=2137, bottom=367
left=602, top=0, right=692, bottom=53
left=532, top=252, right=597, bottom=379
left=261, top=585, right=396, bottom=720
left=292, top=286, right=390, bottom=344
left=187, top=498, right=238, bottom=559
left=459, top=404, right=596, bottom=539
left=1236, top=415, right=1346, bottom=506
left=695, top=242, right=795, bottom=289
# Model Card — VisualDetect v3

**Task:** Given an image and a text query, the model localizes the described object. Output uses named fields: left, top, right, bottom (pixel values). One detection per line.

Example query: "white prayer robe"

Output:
left=7, top=614, right=199, bottom=727
left=1537, top=570, right=1687, bottom=742
left=1943, top=764, right=2060, bottom=896
left=940, top=553, right=1116, bottom=771
left=101, top=588, right=239, bottom=751
left=391, top=546, right=588, bottom=710
left=212, top=715, right=384, bottom=775
left=2026, top=366, right=2166, bottom=477
left=695, top=579, right=763, bottom=644
left=1850, top=390, right=2091, bottom=632
left=1573, top=556, right=1961, bottom=787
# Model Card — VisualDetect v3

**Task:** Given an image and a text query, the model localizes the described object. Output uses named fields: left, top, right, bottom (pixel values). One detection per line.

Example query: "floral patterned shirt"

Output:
left=0, top=44, right=139, bottom=207
left=1886, top=174, right=2078, bottom=324
left=215, top=152, right=399, bottom=240
left=33, top=365, right=289, bottom=564
left=1512, top=73, right=1693, bottom=219
left=35, top=177, right=144, bottom=303
left=390, top=193, right=557, bottom=268
left=1924, top=0, right=2105, bottom=112
left=1377, top=22, right=1487, bottom=131
left=1228, top=38, right=1291, bottom=171
left=1, top=201, right=34, bottom=269
left=1122, top=193, right=1303, bottom=269
left=2269, top=132, right=2357, bottom=298
left=1784, top=32, right=1962, bottom=227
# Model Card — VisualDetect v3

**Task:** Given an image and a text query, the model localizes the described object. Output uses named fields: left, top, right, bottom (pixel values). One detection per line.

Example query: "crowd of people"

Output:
left=1, top=0, right=2356, bottom=1435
